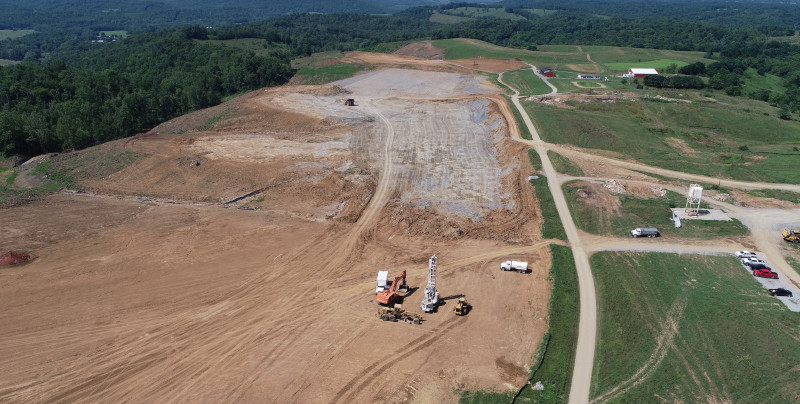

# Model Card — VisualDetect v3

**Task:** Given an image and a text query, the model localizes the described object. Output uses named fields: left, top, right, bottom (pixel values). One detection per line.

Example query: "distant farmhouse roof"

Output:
left=628, top=68, right=658, bottom=75
left=540, top=68, right=557, bottom=77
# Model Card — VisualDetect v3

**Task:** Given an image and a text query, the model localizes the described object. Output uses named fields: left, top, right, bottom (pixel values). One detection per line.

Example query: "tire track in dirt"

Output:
left=331, top=315, right=466, bottom=404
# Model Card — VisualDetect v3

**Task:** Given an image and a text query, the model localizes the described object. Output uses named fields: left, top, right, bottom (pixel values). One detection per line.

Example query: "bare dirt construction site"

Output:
left=0, top=55, right=552, bottom=403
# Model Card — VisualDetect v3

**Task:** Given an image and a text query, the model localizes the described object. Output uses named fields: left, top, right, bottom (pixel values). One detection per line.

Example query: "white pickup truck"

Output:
left=501, top=260, right=529, bottom=273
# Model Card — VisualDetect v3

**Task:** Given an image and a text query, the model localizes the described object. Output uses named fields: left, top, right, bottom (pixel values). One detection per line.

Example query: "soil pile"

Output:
left=0, top=250, right=33, bottom=266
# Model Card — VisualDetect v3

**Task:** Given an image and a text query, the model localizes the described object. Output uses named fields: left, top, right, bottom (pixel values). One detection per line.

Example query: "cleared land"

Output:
left=0, top=61, right=553, bottom=403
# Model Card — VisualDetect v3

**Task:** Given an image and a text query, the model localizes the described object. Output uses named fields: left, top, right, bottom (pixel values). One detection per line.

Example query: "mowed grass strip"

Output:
left=562, top=181, right=749, bottom=238
left=433, top=38, right=538, bottom=61
left=591, top=252, right=800, bottom=403
left=293, top=63, right=369, bottom=84
left=522, top=97, right=800, bottom=183
left=462, top=245, right=578, bottom=404
left=503, top=68, right=553, bottom=96
left=547, top=151, right=584, bottom=177
left=0, top=29, right=35, bottom=40
left=529, top=150, right=567, bottom=241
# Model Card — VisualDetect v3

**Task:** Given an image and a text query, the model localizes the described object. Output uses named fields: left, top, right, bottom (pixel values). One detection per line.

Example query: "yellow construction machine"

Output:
left=453, top=297, right=471, bottom=316
left=783, top=229, right=800, bottom=243
left=378, top=304, right=422, bottom=324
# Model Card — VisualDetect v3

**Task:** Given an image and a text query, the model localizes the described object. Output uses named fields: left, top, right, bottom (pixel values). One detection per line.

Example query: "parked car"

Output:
left=769, top=288, right=793, bottom=297
left=735, top=250, right=757, bottom=258
left=754, top=268, right=778, bottom=279
left=741, top=258, right=766, bottom=267
left=750, top=262, right=770, bottom=270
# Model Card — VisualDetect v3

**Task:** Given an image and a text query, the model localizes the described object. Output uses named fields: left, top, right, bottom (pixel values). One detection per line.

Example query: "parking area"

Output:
left=738, top=251, right=800, bottom=312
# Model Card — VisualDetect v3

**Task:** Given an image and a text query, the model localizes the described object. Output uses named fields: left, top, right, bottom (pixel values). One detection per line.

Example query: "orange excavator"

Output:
left=376, top=270, right=408, bottom=305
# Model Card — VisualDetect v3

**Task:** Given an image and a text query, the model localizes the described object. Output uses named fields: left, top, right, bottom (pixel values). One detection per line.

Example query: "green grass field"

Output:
left=522, top=8, right=558, bottom=16
left=745, top=188, right=800, bottom=203
left=293, top=63, right=370, bottom=84
left=522, top=95, right=800, bottom=183
left=547, top=151, right=584, bottom=177
left=563, top=181, right=749, bottom=238
left=433, top=38, right=538, bottom=61
left=604, top=59, right=689, bottom=71
left=429, top=11, right=474, bottom=24
left=502, top=68, right=553, bottom=96
left=462, top=244, right=578, bottom=404
left=528, top=151, right=567, bottom=241
left=591, top=252, right=800, bottom=403
left=200, top=38, right=290, bottom=58
left=444, top=7, right=527, bottom=21
left=0, top=29, right=35, bottom=40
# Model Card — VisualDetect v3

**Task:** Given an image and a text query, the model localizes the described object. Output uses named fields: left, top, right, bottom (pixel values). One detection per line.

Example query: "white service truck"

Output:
left=631, top=227, right=660, bottom=238
left=501, top=260, right=529, bottom=273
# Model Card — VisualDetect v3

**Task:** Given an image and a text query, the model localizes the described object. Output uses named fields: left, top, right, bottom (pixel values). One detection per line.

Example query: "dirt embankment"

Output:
left=0, top=58, right=551, bottom=404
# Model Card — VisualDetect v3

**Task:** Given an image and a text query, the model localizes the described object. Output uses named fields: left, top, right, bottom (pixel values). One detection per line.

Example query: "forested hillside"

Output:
left=2, top=0, right=800, bottom=157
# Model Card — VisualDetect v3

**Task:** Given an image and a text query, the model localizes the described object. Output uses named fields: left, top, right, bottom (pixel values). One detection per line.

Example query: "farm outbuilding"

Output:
left=577, top=74, right=601, bottom=79
left=628, top=68, right=658, bottom=78
left=540, top=68, right=556, bottom=78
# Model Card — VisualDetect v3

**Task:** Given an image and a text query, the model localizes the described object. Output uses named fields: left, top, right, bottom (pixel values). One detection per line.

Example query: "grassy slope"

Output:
left=0, top=29, right=36, bottom=40
left=528, top=151, right=567, bottom=241
left=591, top=252, right=800, bottom=403
left=547, top=151, right=584, bottom=177
left=503, top=69, right=553, bottom=96
left=523, top=97, right=800, bottom=183
left=444, top=7, right=526, bottom=21
left=563, top=181, right=749, bottom=238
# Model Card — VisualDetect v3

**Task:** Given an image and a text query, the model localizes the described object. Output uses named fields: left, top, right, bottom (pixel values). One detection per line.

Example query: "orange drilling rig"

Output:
left=376, top=270, right=408, bottom=305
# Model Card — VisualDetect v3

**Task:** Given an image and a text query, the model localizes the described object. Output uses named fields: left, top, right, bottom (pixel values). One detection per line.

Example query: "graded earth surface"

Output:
left=0, top=59, right=552, bottom=403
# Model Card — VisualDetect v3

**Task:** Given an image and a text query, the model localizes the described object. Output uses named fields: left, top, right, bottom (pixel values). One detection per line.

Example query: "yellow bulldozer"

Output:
left=783, top=229, right=800, bottom=243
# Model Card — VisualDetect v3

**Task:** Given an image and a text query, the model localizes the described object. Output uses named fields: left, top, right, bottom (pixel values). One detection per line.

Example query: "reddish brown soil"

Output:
left=0, top=54, right=551, bottom=403
left=0, top=250, right=33, bottom=266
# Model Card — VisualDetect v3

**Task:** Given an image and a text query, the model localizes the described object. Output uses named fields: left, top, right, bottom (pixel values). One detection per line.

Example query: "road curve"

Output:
left=499, top=70, right=597, bottom=404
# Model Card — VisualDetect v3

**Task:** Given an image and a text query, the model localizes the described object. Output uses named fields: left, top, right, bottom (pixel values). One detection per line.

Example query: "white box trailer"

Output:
left=501, top=260, right=528, bottom=273
left=376, top=270, right=389, bottom=294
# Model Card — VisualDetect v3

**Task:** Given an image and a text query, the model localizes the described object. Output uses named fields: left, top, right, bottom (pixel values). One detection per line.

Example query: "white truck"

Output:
left=630, top=227, right=660, bottom=238
left=501, top=260, right=529, bottom=273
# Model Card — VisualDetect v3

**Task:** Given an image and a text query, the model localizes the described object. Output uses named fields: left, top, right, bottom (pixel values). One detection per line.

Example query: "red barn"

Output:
left=540, top=68, right=556, bottom=78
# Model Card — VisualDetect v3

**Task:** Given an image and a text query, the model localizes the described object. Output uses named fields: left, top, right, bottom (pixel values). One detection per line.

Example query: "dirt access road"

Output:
left=1, top=61, right=553, bottom=403
left=501, top=64, right=800, bottom=403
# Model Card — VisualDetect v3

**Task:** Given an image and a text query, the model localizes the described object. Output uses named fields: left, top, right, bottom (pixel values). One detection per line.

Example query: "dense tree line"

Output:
left=643, top=74, right=704, bottom=89
left=3, top=1, right=800, bottom=156
left=0, top=29, right=292, bottom=155
left=497, top=0, right=800, bottom=32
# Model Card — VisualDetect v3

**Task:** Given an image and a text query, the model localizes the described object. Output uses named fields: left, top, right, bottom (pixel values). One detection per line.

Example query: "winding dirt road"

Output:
left=499, top=69, right=597, bottom=404
left=498, top=65, right=800, bottom=403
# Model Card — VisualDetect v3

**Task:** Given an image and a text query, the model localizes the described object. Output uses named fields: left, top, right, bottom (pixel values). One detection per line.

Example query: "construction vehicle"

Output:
left=453, top=297, right=471, bottom=316
left=378, top=304, right=422, bottom=324
left=420, top=255, right=440, bottom=312
left=631, top=227, right=660, bottom=238
left=500, top=260, right=528, bottom=273
left=376, top=270, right=408, bottom=306
left=782, top=229, right=800, bottom=243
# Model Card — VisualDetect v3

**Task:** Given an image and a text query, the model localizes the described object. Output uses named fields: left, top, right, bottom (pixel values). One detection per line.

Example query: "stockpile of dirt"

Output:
left=0, top=250, right=33, bottom=266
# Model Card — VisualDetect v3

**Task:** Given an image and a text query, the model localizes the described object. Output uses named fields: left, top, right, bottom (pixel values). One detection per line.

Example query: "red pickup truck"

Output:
left=753, top=268, right=778, bottom=279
